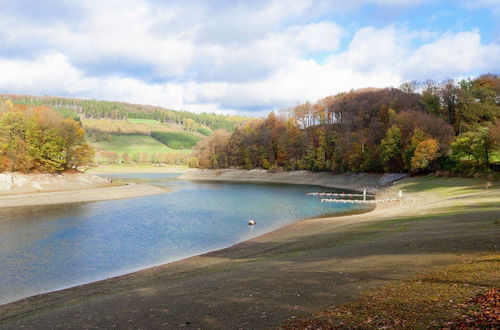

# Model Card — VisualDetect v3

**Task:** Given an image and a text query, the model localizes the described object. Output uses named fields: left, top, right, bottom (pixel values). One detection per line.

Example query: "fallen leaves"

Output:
left=445, top=288, right=499, bottom=328
left=279, top=255, right=499, bottom=329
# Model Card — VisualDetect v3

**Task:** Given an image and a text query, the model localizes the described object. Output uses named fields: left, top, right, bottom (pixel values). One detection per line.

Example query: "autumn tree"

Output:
left=452, top=125, right=499, bottom=166
left=379, top=125, right=403, bottom=172
left=403, top=128, right=428, bottom=171
left=192, top=73, right=498, bottom=175
left=410, top=139, right=440, bottom=173
left=0, top=100, right=93, bottom=173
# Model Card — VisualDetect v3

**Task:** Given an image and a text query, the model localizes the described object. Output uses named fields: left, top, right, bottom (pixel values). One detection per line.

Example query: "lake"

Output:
left=0, top=173, right=367, bottom=304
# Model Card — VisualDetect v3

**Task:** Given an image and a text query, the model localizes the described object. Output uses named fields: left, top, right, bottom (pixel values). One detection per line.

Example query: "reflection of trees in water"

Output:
left=0, top=203, right=91, bottom=224
left=0, top=203, right=93, bottom=255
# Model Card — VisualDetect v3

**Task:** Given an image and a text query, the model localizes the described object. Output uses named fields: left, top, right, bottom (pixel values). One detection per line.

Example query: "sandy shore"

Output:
left=0, top=172, right=168, bottom=208
left=0, top=183, right=167, bottom=208
left=0, top=175, right=498, bottom=329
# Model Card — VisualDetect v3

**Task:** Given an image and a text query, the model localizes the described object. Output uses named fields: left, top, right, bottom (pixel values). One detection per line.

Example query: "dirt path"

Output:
left=0, top=180, right=498, bottom=329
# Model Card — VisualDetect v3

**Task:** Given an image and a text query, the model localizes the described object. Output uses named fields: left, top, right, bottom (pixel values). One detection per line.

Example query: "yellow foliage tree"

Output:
left=0, top=100, right=94, bottom=173
left=410, top=139, right=440, bottom=173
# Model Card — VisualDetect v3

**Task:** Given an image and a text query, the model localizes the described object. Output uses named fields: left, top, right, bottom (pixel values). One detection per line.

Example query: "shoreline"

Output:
left=0, top=183, right=168, bottom=208
left=179, top=169, right=407, bottom=193
left=0, top=171, right=169, bottom=208
left=88, top=165, right=188, bottom=174
left=0, top=170, right=398, bottom=305
left=0, top=174, right=498, bottom=328
left=0, top=169, right=404, bottom=209
left=0, top=171, right=379, bottom=305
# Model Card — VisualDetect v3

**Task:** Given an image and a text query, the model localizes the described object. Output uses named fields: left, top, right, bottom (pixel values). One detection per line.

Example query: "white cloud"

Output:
left=0, top=1, right=498, bottom=115
left=0, top=53, right=89, bottom=94
left=266, top=22, right=344, bottom=54
left=404, top=31, right=500, bottom=79
left=326, top=26, right=500, bottom=82
left=327, top=26, right=408, bottom=73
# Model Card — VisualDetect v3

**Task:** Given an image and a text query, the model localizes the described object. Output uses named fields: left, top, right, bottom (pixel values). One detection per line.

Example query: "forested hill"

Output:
left=0, top=95, right=249, bottom=168
left=195, top=74, right=500, bottom=176
left=2, top=95, right=247, bottom=133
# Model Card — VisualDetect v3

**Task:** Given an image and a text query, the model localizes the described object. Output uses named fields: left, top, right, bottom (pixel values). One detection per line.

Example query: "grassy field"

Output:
left=91, top=134, right=192, bottom=155
left=151, top=131, right=202, bottom=149
left=280, top=176, right=500, bottom=328
left=127, top=118, right=163, bottom=125
left=82, top=119, right=184, bottom=135
left=395, top=175, right=497, bottom=197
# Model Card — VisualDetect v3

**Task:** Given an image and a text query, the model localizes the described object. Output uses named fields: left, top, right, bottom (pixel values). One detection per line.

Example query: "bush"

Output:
left=437, top=155, right=458, bottom=172
left=187, top=157, right=199, bottom=168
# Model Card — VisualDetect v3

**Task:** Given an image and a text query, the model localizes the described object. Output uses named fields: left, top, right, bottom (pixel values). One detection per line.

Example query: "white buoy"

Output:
left=248, top=220, right=256, bottom=226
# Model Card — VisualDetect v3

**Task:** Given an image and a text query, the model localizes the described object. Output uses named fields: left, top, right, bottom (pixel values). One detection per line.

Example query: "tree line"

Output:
left=194, top=74, right=500, bottom=175
left=7, top=95, right=246, bottom=133
left=0, top=99, right=93, bottom=173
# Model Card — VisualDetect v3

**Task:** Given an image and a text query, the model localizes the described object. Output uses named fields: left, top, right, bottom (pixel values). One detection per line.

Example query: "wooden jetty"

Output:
left=308, top=190, right=404, bottom=204
left=307, top=192, right=375, bottom=197
left=320, top=197, right=402, bottom=204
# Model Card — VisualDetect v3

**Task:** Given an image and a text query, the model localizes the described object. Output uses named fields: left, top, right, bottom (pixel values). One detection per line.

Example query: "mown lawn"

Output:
left=91, top=134, right=192, bottom=155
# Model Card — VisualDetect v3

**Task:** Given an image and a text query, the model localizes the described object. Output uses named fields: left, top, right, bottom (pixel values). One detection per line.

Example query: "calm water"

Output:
left=0, top=173, right=366, bottom=304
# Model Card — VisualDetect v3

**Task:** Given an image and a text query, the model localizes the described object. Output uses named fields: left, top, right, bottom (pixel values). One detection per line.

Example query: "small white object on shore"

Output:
left=248, top=220, right=256, bottom=226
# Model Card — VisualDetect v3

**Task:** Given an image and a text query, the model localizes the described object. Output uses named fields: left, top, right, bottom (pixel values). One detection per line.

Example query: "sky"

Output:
left=0, top=0, right=499, bottom=116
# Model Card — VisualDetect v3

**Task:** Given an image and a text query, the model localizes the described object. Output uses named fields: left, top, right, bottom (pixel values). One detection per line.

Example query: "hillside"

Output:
left=1, top=94, right=248, bottom=166
left=195, top=74, right=500, bottom=177
left=2, top=94, right=247, bottom=133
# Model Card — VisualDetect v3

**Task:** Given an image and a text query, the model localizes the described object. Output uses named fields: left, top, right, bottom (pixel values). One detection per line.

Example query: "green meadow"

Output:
left=91, top=134, right=192, bottom=155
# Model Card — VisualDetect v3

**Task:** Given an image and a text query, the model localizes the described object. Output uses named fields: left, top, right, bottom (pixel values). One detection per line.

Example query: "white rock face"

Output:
left=0, top=173, right=13, bottom=190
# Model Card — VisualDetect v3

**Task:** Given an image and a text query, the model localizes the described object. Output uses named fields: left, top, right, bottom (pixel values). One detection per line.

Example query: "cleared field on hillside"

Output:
left=91, top=135, right=192, bottom=155
left=128, top=118, right=163, bottom=125
left=151, top=131, right=202, bottom=149
left=82, top=119, right=184, bottom=135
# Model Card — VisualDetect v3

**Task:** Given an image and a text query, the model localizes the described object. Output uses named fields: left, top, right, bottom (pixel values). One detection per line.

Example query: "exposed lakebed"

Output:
left=0, top=173, right=368, bottom=304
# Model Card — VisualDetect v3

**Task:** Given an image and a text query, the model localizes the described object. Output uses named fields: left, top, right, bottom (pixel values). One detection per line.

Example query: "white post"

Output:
left=398, top=190, right=403, bottom=198
left=363, top=189, right=366, bottom=201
